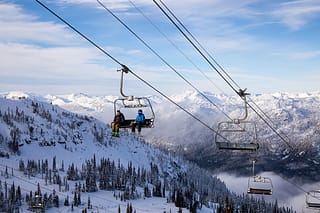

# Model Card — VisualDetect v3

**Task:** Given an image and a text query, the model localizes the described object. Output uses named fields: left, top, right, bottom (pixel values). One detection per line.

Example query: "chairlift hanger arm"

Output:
left=235, top=89, right=249, bottom=122
left=117, top=66, right=134, bottom=101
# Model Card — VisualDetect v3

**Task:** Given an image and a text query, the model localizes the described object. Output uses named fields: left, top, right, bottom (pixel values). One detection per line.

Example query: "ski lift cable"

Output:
left=156, top=0, right=241, bottom=91
left=152, top=0, right=263, bottom=145
left=128, top=67, right=224, bottom=136
left=152, top=0, right=239, bottom=96
left=277, top=170, right=320, bottom=201
left=155, top=0, right=293, bottom=148
left=34, top=0, right=231, bottom=142
left=153, top=0, right=293, bottom=150
left=127, top=0, right=258, bottom=139
left=34, top=0, right=122, bottom=67
left=11, top=2, right=315, bottom=204
left=99, top=0, right=258, bottom=142
left=248, top=97, right=291, bottom=142
left=246, top=101, right=293, bottom=149
left=96, top=0, right=234, bottom=122
left=126, top=0, right=227, bottom=95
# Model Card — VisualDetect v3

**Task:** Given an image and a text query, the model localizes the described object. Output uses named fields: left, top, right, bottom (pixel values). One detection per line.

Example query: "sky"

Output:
left=1, top=0, right=320, bottom=97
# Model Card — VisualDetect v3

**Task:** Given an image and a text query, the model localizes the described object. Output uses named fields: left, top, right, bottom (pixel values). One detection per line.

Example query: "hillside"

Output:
left=14, top=90, right=320, bottom=181
left=0, top=93, right=291, bottom=212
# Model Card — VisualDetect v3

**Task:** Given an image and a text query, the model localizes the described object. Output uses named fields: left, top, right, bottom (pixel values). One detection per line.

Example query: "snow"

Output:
left=2, top=89, right=320, bottom=152
left=1, top=90, right=320, bottom=212
left=0, top=94, right=223, bottom=212
left=3, top=89, right=320, bottom=157
left=3, top=91, right=30, bottom=99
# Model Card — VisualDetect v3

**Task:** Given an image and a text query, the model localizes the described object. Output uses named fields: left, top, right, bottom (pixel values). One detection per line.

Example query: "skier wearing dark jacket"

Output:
left=111, top=110, right=125, bottom=137
left=131, top=109, right=145, bottom=133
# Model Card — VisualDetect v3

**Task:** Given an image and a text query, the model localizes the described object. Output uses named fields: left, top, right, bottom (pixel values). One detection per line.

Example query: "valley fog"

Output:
left=218, top=172, right=320, bottom=212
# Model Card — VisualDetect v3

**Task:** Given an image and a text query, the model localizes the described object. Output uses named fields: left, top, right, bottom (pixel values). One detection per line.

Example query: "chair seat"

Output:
left=247, top=188, right=272, bottom=195
left=307, top=202, right=320, bottom=208
left=119, top=119, right=153, bottom=128
left=216, top=142, right=259, bottom=151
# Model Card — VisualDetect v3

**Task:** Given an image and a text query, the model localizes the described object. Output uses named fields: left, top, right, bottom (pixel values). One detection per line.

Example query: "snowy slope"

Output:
left=13, top=90, right=319, bottom=150
left=0, top=92, right=294, bottom=212
left=3, top=90, right=320, bottom=166
left=0, top=94, right=229, bottom=212
left=15, top=89, right=319, bottom=180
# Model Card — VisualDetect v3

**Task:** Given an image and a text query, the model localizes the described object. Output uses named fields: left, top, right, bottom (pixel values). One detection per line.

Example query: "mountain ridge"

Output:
left=1, top=94, right=292, bottom=212
left=2, top=90, right=319, bottom=180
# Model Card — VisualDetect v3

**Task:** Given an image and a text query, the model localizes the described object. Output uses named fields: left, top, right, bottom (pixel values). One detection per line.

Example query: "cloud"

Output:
left=0, top=41, right=125, bottom=95
left=153, top=0, right=259, bottom=19
left=0, top=1, right=150, bottom=95
left=0, top=3, right=78, bottom=45
left=272, top=0, right=320, bottom=30
left=2, top=1, right=319, bottom=96
left=55, top=0, right=149, bottom=10
left=0, top=43, right=109, bottom=78
left=50, top=0, right=262, bottom=54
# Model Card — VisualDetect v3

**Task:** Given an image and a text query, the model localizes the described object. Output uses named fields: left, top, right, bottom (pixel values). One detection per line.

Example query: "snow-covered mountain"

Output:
left=2, top=90, right=320, bottom=181
left=14, top=90, right=319, bottom=151
left=0, top=92, right=292, bottom=212
left=12, top=90, right=319, bottom=150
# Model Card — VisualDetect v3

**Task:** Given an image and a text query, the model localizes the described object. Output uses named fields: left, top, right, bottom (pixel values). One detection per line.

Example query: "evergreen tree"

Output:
left=87, top=196, right=91, bottom=209
left=53, top=195, right=59, bottom=207
left=64, top=196, right=69, bottom=206
left=36, top=183, right=41, bottom=196
left=73, top=192, right=78, bottom=206
left=52, top=156, right=56, bottom=172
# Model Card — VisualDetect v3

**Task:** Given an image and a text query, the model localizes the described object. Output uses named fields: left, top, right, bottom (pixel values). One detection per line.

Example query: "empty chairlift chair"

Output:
left=306, top=190, right=320, bottom=209
left=247, top=160, right=273, bottom=195
left=31, top=194, right=45, bottom=212
left=113, top=65, right=155, bottom=129
left=214, top=89, right=259, bottom=151
left=247, top=176, right=273, bottom=195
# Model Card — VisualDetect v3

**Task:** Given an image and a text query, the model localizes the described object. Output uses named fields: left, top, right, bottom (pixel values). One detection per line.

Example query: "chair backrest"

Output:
left=215, top=121, right=258, bottom=151
left=306, top=190, right=320, bottom=209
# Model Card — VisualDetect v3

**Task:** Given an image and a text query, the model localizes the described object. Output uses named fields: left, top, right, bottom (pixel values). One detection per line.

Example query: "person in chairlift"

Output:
left=131, top=109, right=145, bottom=134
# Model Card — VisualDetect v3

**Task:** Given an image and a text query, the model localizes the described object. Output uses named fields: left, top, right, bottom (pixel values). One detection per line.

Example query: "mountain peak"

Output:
left=2, top=91, right=30, bottom=99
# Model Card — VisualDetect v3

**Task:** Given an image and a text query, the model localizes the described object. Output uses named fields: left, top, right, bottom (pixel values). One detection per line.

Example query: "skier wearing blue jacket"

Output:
left=131, top=109, right=145, bottom=134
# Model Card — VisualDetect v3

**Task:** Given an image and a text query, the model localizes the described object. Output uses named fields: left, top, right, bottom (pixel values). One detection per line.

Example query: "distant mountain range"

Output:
left=1, top=91, right=295, bottom=212
left=2, top=90, right=320, bottom=182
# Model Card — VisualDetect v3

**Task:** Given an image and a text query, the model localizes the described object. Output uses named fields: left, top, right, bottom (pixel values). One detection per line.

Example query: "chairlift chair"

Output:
left=306, top=190, right=320, bottom=209
left=215, top=89, right=259, bottom=151
left=31, top=194, right=45, bottom=212
left=114, top=97, right=155, bottom=128
left=247, top=176, right=273, bottom=195
left=247, top=160, right=273, bottom=195
left=113, top=66, right=155, bottom=129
